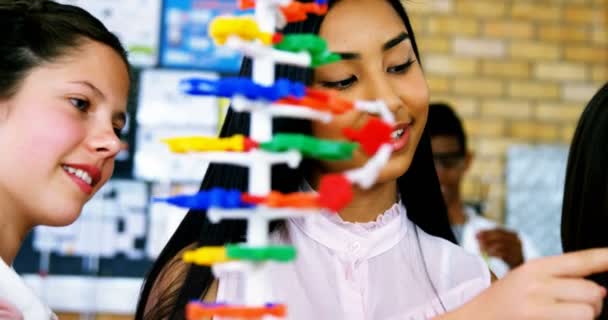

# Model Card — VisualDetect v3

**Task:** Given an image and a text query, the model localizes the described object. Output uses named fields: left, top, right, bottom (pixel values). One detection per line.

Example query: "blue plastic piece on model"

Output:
left=179, top=77, right=306, bottom=101
left=155, top=188, right=253, bottom=210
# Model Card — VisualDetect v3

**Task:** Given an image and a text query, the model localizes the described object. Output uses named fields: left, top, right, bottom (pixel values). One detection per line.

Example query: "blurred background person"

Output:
left=428, top=102, right=540, bottom=278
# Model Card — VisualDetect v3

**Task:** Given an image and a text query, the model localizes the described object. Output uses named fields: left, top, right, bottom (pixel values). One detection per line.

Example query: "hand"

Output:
left=477, top=228, right=524, bottom=268
left=0, top=298, right=23, bottom=320
left=437, top=248, right=608, bottom=320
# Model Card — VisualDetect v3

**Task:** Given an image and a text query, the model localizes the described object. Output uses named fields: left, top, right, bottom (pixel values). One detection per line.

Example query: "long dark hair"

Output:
left=561, top=82, right=608, bottom=318
left=136, top=1, right=455, bottom=318
left=0, top=0, right=129, bottom=99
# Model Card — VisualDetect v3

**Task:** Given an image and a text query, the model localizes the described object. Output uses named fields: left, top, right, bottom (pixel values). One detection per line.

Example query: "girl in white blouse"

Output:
left=137, top=1, right=608, bottom=319
left=0, top=1, right=130, bottom=319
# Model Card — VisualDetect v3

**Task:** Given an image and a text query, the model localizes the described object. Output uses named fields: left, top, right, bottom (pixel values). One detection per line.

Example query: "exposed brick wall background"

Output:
left=406, top=0, right=607, bottom=221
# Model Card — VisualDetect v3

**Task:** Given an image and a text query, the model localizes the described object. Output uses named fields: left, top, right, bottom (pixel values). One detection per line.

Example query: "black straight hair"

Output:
left=136, top=1, right=455, bottom=318
left=0, top=0, right=130, bottom=99
left=427, top=102, right=468, bottom=155
left=561, top=82, right=608, bottom=319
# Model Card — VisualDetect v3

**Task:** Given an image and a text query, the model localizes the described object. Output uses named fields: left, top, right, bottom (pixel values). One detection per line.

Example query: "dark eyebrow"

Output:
left=337, top=52, right=361, bottom=60
left=70, top=81, right=105, bottom=99
left=334, top=31, right=410, bottom=61
left=383, top=32, right=409, bottom=51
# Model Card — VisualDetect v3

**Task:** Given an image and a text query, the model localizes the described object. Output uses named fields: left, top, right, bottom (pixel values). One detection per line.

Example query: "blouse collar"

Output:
left=288, top=201, right=408, bottom=260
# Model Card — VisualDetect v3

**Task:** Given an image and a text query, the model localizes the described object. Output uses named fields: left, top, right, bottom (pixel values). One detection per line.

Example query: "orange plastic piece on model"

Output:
left=265, top=191, right=320, bottom=208
left=241, top=193, right=266, bottom=205
left=305, top=88, right=354, bottom=113
left=186, top=302, right=286, bottom=319
left=280, top=2, right=328, bottom=23
left=277, top=89, right=354, bottom=114
left=238, top=0, right=328, bottom=19
left=242, top=191, right=320, bottom=209
left=238, top=0, right=255, bottom=10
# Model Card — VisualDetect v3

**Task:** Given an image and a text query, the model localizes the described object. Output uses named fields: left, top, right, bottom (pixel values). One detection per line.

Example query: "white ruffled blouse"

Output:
left=216, top=202, right=490, bottom=319
left=0, top=258, right=57, bottom=320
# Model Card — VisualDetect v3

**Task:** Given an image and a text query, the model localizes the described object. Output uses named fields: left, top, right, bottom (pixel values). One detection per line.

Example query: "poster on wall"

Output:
left=13, top=179, right=202, bottom=313
left=13, top=180, right=152, bottom=314
left=506, top=145, right=568, bottom=257
left=134, top=69, right=221, bottom=182
left=160, top=0, right=243, bottom=73
left=58, top=0, right=162, bottom=67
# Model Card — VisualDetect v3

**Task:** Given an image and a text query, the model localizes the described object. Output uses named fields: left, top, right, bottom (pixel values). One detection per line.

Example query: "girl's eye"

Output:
left=319, top=75, right=357, bottom=90
left=69, top=98, right=90, bottom=111
left=387, top=59, right=416, bottom=74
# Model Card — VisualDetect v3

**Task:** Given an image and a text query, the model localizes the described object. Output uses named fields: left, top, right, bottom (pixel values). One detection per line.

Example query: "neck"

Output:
left=337, top=180, right=398, bottom=223
left=445, top=195, right=466, bottom=226
left=0, top=190, right=31, bottom=265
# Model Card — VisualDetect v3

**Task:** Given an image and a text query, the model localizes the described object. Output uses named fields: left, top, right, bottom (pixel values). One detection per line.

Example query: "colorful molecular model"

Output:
left=155, top=0, right=397, bottom=318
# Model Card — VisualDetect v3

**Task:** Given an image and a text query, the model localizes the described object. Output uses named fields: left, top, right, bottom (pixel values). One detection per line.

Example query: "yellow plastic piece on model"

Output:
left=183, top=246, right=230, bottom=266
left=162, top=135, right=245, bottom=153
left=209, top=16, right=273, bottom=45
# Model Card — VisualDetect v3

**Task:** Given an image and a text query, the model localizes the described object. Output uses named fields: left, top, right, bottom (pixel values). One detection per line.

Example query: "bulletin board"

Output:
left=57, top=0, right=162, bottom=67
left=159, top=0, right=243, bottom=72
left=505, top=145, right=569, bottom=257
left=14, top=180, right=152, bottom=314
left=133, top=69, right=221, bottom=182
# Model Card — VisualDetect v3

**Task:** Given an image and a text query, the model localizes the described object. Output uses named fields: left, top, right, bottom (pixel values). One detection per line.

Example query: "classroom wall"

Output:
left=56, top=2, right=606, bottom=318
left=406, top=0, right=608, bottom=221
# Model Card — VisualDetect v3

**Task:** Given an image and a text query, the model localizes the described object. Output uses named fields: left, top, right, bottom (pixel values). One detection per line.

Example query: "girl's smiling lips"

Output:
left=61, top=163, right=101, bottom=194
left=391, top=122, right=412, bottom=152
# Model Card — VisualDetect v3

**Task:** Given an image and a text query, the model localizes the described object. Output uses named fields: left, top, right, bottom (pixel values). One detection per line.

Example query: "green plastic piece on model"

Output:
left=259, top=134, right=357, bottom=160
left=274, top=34, right=341, bottom=67
left=226, top=245, right=297, bottom=262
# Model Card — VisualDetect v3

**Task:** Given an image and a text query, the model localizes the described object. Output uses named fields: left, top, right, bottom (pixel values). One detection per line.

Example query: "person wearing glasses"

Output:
left=428, top=102, right=539, bottom=278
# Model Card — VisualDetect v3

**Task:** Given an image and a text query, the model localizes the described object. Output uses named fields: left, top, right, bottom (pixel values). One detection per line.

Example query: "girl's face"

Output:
left=0, top=40, right=129, bottom=227
left=312, top=0, right=429, bottom=184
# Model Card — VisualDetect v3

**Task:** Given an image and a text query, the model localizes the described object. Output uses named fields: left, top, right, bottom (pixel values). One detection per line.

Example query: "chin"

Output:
left=42, top=205, right=84, bottom=227
left=376, top=154, right=414, bottom=185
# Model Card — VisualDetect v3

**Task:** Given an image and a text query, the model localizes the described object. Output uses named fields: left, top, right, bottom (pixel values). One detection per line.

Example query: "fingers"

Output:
left=482, top=242, right=517, bottom=255
left=477, top=230, right=521, bottom=252
left=540, top=248, right=608, bottom=277
left=477, top=230, right=524, bottom=267
left=485, top=243, right=523, bottom=260
left=477, top=229, right=520, bottom=243
left=544, top=278, right=606, bottom=315
left=539, top=302, right=597, bottom=320
left=483, top=244, right=506, bottom=257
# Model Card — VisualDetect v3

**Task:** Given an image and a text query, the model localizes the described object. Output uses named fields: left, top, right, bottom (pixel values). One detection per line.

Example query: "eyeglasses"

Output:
left=433, top=152, right=465, bottom=169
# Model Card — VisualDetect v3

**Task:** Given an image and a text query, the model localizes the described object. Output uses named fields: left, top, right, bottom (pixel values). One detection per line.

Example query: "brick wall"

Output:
left=406, top=0, right=607, bottom=221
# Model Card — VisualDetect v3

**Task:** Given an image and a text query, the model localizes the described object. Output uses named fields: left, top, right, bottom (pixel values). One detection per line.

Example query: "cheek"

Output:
left=22, top=108, right=85, bottom=161
left=311, top=122, right=337, bottom=140
left=311, top=113, right=372, bottom=173
left=96, top=161, right=115, bottom=192
left=445, top=171, right=462, bottom=185
left=311, top=111, right=362, bottom=140
left=398, top=68, right=430, bottom=119
left=103, top=161, right=115, bottom=181
left=399, top=77, right=429, bottom=146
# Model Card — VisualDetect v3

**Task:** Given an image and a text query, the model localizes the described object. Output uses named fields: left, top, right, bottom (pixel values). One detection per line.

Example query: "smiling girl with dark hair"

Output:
left=137, top=2, right=608, bottom=320
left=137, top=1, right=490, bottom=319
left=0, top=1, right=130, bottom=318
